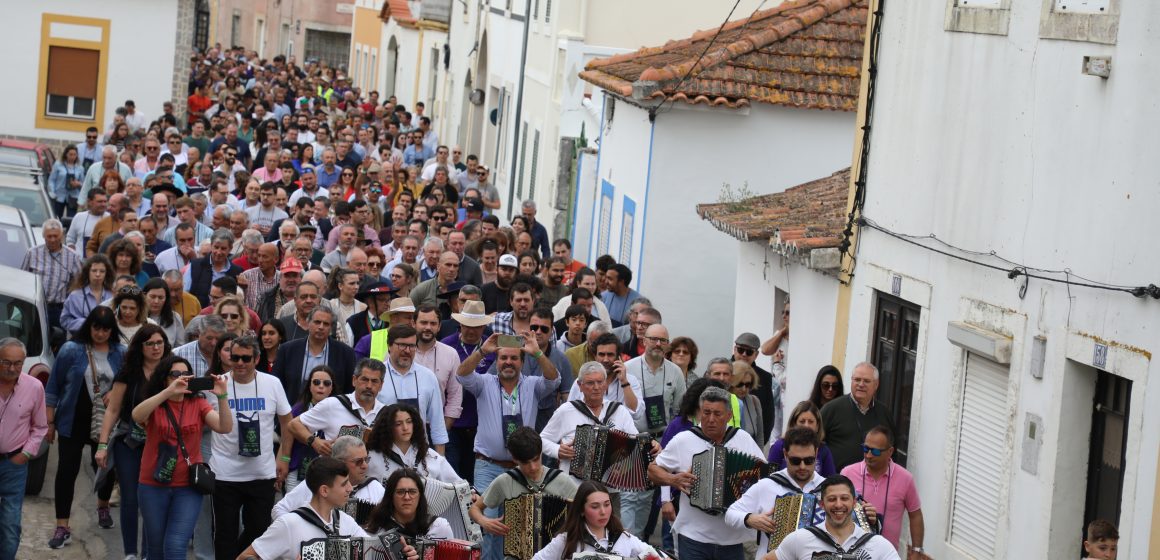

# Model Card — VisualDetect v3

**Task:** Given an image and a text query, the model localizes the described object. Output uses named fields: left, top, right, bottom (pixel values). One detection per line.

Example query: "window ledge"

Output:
left=1039, top=0, right=1120, bottom=44
left=945, top=0, right=1012, bottom=36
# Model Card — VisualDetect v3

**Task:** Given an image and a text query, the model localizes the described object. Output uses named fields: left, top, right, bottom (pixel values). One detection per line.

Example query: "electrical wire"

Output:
left=650, top=0, right=747, bottom=118
left=858, top=216, right=1160, bottom=299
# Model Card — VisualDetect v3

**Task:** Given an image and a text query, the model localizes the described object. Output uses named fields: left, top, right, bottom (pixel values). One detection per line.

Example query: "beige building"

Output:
left=211, top=0, right=353, bottom=68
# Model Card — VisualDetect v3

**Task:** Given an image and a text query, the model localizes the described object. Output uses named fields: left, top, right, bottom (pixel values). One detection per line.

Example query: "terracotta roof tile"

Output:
left=581, top=0, right=866, bottom=111
left=379, top=0, right=417, bottom=28
left=696, top=168, right=851, bottom=252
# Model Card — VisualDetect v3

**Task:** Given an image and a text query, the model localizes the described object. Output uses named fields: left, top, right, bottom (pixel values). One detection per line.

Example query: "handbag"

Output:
left=162, top=402, right=216, bottom=495
left=86, top=347, right=107, bottom=442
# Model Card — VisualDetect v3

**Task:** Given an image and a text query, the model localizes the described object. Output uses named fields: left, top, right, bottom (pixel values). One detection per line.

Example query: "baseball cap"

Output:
left=498, top=254, right=518, bottom=268
left=279, top=258, right=304, bottom=274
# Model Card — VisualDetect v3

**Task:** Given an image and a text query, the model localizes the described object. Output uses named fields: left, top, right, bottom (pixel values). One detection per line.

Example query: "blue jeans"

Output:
left=139, top=484, right=203, bottom=560
left=111, top=439, right=145, bottom=555
left=619, top=489, right=653, bottom=537
left=473, top=458, right=507, bottom=560
left=0, top=458, right=29, bottom=560
left=193, top=433, right=214, bottom=560
left=677, top=534, right=744, bottom=560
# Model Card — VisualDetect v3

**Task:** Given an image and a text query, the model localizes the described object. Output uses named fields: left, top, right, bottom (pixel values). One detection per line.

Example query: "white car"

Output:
left=0, top=266, right=61, bottom=494
left=0, top=164, right=58, bottom=244
left=0, top=205, right=36, bottom=270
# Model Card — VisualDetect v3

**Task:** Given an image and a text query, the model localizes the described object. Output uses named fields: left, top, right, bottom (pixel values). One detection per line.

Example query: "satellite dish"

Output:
left=470, top=88, right=485, bottom=106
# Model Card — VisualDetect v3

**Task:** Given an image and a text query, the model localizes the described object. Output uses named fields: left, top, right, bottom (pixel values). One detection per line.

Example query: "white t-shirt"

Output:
left=210, top=371, right=292, bottom=482
left=367, top=445, right=463, bottom=484
left=724, top=468, right=825, bottom=553
left=297, top=392, right=386, bottom=441
left=652, top=428, right=764, bottom=545
left=775, top=521, right=901, bottom=560
left=251, top=504, right=369, bottom=560
left=272, top=478, right=385, bottom=519
left=539, top=399, right=638, bottom=480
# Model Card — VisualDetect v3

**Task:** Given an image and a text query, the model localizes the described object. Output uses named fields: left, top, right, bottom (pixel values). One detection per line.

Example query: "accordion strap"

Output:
left=569, top=400, right=621, bottom=425
left=770, top=472, right=806, bottom=493
left=805, top=526, right=877, bottom=554
left=688, top=425, right=741, bottom=445
left=505, top=466, right=564, bottom=492
left=292, top=506, right=340, bottom=537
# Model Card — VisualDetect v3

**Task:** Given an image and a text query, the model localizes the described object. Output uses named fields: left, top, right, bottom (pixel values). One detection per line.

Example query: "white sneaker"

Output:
left=124, top=555, right=138, bottom=560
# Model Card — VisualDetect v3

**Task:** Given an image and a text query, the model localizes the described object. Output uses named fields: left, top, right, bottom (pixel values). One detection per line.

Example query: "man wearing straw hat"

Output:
left=442, top=299, right=495, bottom=485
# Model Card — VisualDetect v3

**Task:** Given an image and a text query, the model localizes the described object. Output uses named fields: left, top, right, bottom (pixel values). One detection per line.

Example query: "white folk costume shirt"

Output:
left=532, top=527, right=657, bottom=560
left=210, top=371, right=292, bottom=482
left=539, top=399, right=638, bottom=481
left=725, top=467, right=826, bottom=554
left=298, top=392, right=386, bottom=441
left=367, top=444, right=462, bottom=484
left=565, top=374, right=645, bottom=415
left=272, top=478, right=385, bottom=519
left=775, top=521, right=900, bottom=560
left=653, top=427, right=764, bottom=545
left=251, top=504, right=369, bottom=560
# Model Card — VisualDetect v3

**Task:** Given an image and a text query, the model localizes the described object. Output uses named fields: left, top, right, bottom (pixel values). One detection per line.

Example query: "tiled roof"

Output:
left=696, top=168, right=851, bottom=254
left=579, top=0, right=866, bottom=111
left=379, top=0, right=417, bottom=28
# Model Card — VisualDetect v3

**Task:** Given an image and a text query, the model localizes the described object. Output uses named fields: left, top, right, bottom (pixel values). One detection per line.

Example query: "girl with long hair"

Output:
left=766, top=400, right=837, bottom=476
left=364, top=403, right=461, bottom=483
left=809, top=365, right=845, bottom=410
left=132, top=355, right=230, bottom=560
left=207, top=332, right=239, bottom=377
left=95, top=324, right=172, bottom=559
left=256, top=319, right=286, bottom=374
left=143, top=277, right=185, bottom=345
left=44, top=306, right=124, bottom=547
left=61, top=254, right=114, bottom=333
left=532, top=481, right=658, bottom=560
left=214, top=296, right=252, bottom=338
left=284, top=365, right=335, bottom=493
left=364, top=469, right=453, bottom=540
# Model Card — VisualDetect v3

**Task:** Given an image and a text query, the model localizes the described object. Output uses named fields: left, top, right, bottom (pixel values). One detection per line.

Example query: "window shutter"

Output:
left=948, top=353, right=1007, bottom=557
left=529, top=129, right=540, bottom=198
left=517, top=123, right=528, bottom=199
left=47, top=46, right=99, bottom=98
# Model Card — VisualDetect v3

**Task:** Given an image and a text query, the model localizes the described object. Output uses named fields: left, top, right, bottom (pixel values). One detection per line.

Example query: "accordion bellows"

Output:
left=688, top=446, right=773, bottom=514
left=569, top=424, right=653, bottom=491
left=503, top=493, right=570, bottom=560
left=423, top=477, right=482, bottom=543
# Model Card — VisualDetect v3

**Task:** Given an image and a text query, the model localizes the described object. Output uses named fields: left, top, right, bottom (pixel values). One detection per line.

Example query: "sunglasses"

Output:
left=528, top=325, right=551, bottom=333
left=220, top=313, right=241, bottom=320
left=312, top=378, right=333, bottom=387
left=735, top=346, right=756, bottom=357
left=787, top=456, right=817, bottom=466
left=348, top=456, right=369, bottom=466
left=736, top=382, right=754, bottom=389
left=230, top=353, right=255, bottom=363
left=119, top=285, right=142, bottom=295
left=342, top=172, right=354, bottom=177
left=166, top=370, right=191, bottom=378
left=821, top=382, right=840, bottom=390
left=861, top=445, right=888, bottom=457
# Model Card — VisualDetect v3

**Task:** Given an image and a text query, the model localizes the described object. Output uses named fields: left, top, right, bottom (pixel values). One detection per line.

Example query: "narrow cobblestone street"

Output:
left=17, top=449, right=116, bottom=560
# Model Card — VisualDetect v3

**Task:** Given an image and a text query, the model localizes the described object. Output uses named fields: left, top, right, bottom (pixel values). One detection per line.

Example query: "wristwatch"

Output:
left=307, top=434, right=317, bottom=447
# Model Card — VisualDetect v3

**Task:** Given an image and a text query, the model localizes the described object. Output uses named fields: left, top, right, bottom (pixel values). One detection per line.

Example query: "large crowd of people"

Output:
left=0, top=44, right=1122, bottom=560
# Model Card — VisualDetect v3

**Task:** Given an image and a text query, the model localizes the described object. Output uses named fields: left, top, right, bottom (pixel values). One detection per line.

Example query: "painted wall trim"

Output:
left=35, top=13, right=111, bottom=133
left=636, top=118, right=656, bottom=289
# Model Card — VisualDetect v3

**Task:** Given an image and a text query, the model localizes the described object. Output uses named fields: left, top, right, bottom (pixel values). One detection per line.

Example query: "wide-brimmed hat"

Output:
left=387, top=297, right=416, bottom=314
left=451, top=300, right=494, bottom=327
left=438, top=281, right=466, bottom=299
left=356, top=280, right=395, bottom=301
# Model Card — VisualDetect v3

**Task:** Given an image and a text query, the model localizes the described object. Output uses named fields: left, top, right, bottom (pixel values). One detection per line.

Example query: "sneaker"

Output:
left=123, top=555, right=138, bottom=560
left=98, top=506, right=115, bottom=529
left=48, top=526, right=71, bottom=549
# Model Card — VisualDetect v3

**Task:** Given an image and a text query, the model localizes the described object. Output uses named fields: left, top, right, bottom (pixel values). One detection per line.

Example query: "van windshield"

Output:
left=0, top=295, right=42, bottom=356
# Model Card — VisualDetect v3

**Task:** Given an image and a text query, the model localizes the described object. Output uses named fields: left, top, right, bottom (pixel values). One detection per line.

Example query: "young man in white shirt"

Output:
left=271, top=435, right=384, bottom=525
left=772, top=475, right=899, bottom=560
left=648, top=387, right=764, bottom=560
left=210, top=336, right=294, bottom=560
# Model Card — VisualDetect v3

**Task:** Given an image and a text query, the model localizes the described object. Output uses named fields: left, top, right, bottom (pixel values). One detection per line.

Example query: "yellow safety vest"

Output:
left=729, top=394, right=742, bottom=428
left=369, top=329, right=390, bottom=362
left=316, top=85, right=334, bottom=102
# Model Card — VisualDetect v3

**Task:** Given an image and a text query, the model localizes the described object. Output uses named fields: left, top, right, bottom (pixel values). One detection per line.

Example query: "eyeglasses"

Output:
left=144, top=339, right=166, bottom=348
left=230, top=353, right=255, bottom=363
left=392, top=342, right=418, bottom=350
left=87, top=135, right=98, bottom=140
left=528, top=325, right=551, bottom=333
left=735, top=346, right=756, bottom=357
left=166, top=370, right=190, bottom=378
left=312, top=378, right=333, bottom=387
left=821, top=382, right=840, bottom=390
left=367, top=261, right=383, bottom=268
left=632, top=321, right=654, bottom=329
left=0, top=359, right=24, bottom=369
left=861, top=445, right=888, bottom=457
left=342, top=172, right=354, bottom=177
left=787, top=456, right=816, bottom=466
left=645, top=336, right=670, bottom=344
left=670, top=347, right=690, bottom=355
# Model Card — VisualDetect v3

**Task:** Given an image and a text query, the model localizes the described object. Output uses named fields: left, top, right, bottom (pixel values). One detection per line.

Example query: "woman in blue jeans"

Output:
left=132, top=354, right=230, bottom=560
left=96, top=324, right=172, bottom=559
left=44, top=307, right=124, bottom=549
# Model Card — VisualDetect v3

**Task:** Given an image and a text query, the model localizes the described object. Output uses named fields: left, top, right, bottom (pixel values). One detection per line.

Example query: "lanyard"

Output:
left=301, top=341, right=329, bottom=382
left=861, top=461, right=892, bottom=527
left=501, top=381, right=521, bottom=415
left=231, top=372, right=260, bottom=417
left=386, top=360, right=420, bottom=402
left=638, top=360, right=668, bottom=400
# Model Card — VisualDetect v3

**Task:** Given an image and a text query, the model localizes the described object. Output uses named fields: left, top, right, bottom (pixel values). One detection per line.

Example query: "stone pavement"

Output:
left=16, top=446, right=117, bottom=560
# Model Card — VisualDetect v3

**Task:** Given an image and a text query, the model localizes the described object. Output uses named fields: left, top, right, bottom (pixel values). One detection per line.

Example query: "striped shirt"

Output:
left=22, top=244, right=81, bottom=304
left=239, top=267, right=280, bottom=310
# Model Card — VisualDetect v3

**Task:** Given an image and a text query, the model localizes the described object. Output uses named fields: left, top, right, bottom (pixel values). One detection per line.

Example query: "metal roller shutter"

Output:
left=948, top=353, right=1008, bottom=558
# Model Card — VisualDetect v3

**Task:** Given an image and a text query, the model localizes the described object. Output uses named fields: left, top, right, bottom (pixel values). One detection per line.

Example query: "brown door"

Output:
left=869, top=292, right=920, bottom=467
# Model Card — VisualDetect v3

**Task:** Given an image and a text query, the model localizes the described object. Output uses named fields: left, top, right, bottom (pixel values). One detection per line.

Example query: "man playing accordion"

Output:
left=771, top=475, right=898, bottom=560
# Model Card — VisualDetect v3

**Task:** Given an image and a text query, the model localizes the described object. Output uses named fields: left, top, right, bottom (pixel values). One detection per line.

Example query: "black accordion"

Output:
left=299, top=536, right=365, bottom=560
left=687, top=446, right=773, bottom=514
left=339, top=499, right=376, bottom=527
left=503, top=493, right=570, bottom=560
left=569, top=424, right=653, bottom=491
left=423, top=477, right=482, bottom=543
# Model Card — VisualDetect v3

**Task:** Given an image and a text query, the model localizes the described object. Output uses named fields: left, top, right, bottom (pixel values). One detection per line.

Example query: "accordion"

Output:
left=571, top=554, right=627, bottom=560
left=423, top=477, right=482, bottom=543
left=340, top=498, right=377, bottom=527
left=503, top=493, right=570, bottom=560
left=411, top=537, right=482, bottom=560
left=687, top=446, right=773, bottom=515
left=765, top=493, right=872, bottom=552
left=569, top=424, right=653, bottom=491
left=299, top=536, right=365, bottom=560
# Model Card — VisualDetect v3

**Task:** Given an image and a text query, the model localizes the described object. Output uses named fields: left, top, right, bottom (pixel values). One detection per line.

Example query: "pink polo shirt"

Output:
left=841, top=460, right=921, bottom=546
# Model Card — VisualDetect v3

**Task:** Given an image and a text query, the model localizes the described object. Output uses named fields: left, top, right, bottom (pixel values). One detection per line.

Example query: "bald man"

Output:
left=86, top=193, right=126, bottom=256
left=408, top=251, right=461, bottom=307
left=238, top=243, right=282, bottom=309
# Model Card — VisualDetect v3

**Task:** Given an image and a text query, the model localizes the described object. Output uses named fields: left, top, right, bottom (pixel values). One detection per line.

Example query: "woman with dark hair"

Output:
left=337, top=166, right=358, bottom=202
left=284, top=365, right=335, bottom=493
left=766, top=400, right=837, bottom=476
left=364, top=469, right=453, bottom=540
left=143, top=277, right=185, bottom=345
left=419, top=167, right=459, bottom=206
left=511, top=215, right=530, bottom=236
left=61, top=254, right=114, bottom=333
left=132, top=354, right=230, bottom=560
left=533, top=480, right=658, bottom=560
left=113, top=285, right=153, bottom=344
left=294, top=143, right=314, bottom=175
left=256, top=319, right=286, bottom=374
left=107, top=238, right=149, bottom=287
left=518, top=250, right=541, bottom=277
left=666, top=336, right=700, bottom=384
left=809, top=365, right=845, bottom=410
left=388, top=263, right=415, bottom=298
left=95, top=324, right=172, bottom=559
left=207, top=332, right=239, bottom=377
left=50, top=144, right=84, bottom=218
left=365, top=403, right=461, bottom=483
left=44, top=306, right=124, bottom=547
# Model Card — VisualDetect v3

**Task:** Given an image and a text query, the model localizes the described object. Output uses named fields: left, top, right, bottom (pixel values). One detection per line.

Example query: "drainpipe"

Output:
left=506, top=0, right=532, bottom=220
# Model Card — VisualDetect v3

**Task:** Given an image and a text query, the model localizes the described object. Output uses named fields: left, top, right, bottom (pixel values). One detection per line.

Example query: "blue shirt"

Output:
left=404, top=145, right=433, bottom=167
left=441, top=333, right=493, bottom=429
left=375, top=361, right=450, bottom=445
left=316, top=165, right=341, bottom=188
left=601, top=288, right=643, bottom=325
left=487, top=345, right=573, bottom=410
left=456, top=370, right=559, bottom=461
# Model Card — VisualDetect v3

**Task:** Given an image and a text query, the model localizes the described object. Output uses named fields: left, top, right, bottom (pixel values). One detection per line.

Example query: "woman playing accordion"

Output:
left=365, top=469, right=455, bottom=541
left=531, top=481, right=661, bottom=560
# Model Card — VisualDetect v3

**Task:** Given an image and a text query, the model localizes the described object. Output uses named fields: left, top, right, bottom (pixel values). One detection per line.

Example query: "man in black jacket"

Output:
left=187, top=229, right=241, bottom=306
left=273, top=306, right=358, bottom=398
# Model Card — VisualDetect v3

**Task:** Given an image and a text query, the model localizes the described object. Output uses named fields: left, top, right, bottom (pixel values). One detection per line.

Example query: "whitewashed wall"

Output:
left=3, top=0, right=179, bottom=142
left=843, top=1, right=1160, bottom=558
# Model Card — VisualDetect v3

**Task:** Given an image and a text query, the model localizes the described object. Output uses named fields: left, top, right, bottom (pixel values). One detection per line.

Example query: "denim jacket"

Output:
left=44, top=340, right=125, bottom=438
left=49, top=161, right=85, bottom=203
